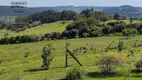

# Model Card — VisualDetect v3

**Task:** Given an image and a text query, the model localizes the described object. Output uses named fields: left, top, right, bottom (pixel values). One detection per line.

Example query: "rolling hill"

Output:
left=0, top=5, right=142, bottom=17
left=102, top=5, right=142, bottom=17
left=0, top=6, right=107, bottom=16
left=0, top=21, right=73, bottom=38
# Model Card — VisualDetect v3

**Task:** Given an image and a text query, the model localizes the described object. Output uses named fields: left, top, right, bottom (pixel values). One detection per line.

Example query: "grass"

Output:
left=0, top=20, right=142, bottom=80
left=0, top=21, right=73, bottom=38
left=0, top=36, right=142, bottom=80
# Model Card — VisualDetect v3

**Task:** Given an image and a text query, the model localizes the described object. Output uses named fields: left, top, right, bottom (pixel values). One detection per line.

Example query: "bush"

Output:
left=82, top=33, right=89, bottom=38
left=64, top=68, right=83, bottom=80
left=118, top=41, right=124, bottom=53
left=41, top=44, right=54, bottom=70
left=135, top=59, right=142, bottom=70
left=89, top=28, right=102, bottom=37
left=122, top=28, right=138, bottom=37
left=50, top=32, right=61, bottom=40
left=62, top=21, right=65, bottom=24
left=98, top=55, right=122, bottom=74
left=102, top=26, right=112, bottom=36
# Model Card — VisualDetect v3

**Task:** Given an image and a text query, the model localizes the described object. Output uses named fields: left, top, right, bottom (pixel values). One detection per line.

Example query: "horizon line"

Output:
left=0, top=5, right=142, bottom=8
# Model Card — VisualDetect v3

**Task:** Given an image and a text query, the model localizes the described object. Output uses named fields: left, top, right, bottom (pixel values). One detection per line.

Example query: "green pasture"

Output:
left=0, top=36, right=142, bottom=80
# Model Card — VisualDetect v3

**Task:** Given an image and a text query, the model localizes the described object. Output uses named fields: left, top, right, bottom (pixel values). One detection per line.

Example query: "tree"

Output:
left=89, top=29, right=102, bottom=37
left=61, top=10, right=77, bottom=20
left=118, top=41, right=124, bottom=53
left=80, top=8, right=95, bottom=18
left=122, top=28, right=138, bottom=37
left=114, top=14, right=120, bottom=21
left=82, top=33, right=89, bottom=38
left=102, top=25, right=112, bottom=36
left=63, top=18, right=99, bottom=38
left=4, top=33, right=9, bottom=44
left=94, top=11, right=112, bottom=21
left=41, top=44, right=54, bottom=70
left=15, top=16, right=27, bottom=24
left=51, top=32, right=61, bottom=40
left=28, top=10, right=61, bottom=23
left=130, top=17, right=133, bottom=25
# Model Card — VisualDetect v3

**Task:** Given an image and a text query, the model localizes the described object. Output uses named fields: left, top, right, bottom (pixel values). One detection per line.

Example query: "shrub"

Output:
left=41, top=44, right=54, bottom=70
left=102, top=26, right=112, bottom=36
left=118, top=41, right=124, bottom=53
left=64, top=68, right=83, bottom=80
left=135, top=59, right=142, bottom=70
left=139, top=29, right=142, bottom=34
left=82, top=33, right=89, bottom=38
left=89, top=28, right=102, bottom=37
left=50, top=32, right=61, bottom=40
left=122, top=28, right=138, bottom=37
left=62, top=21, right=65, bottom=24
left=98, top=55, right=122, bottom=74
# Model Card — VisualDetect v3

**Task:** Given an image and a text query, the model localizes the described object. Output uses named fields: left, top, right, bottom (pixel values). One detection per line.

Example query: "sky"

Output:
left=0, top=0, right=142, bottom=7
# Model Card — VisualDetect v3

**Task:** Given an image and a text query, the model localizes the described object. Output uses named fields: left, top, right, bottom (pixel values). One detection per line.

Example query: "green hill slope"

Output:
left=102, top=5, right=142, bottom=17
left=0, top=21, right=73, bottom=38
left=0, top=36, right=142, bottom=80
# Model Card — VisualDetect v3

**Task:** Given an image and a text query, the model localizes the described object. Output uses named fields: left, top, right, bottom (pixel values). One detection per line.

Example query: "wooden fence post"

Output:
left=65, top=42, right=68, bottom=67
left=65, top=42, right=82, bottom=67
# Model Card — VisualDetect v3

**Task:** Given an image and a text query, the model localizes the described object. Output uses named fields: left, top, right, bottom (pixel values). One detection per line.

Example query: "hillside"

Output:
left=102, top=5, right=142, bottom=17
left=0, top=36, right=142, bottom=80
left=0, top=5, right=142, bottom=17
left=0, top=19, right=142, bottom=80
left=0, top=21, right=73, bottom=38
left=1, top=19, right=142, bottom=39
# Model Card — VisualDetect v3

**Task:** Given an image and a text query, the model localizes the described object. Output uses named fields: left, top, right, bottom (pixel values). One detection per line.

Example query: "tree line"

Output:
left=0, top=20, right=142, bottom=44
left=0, top=8, right=112, bottom=32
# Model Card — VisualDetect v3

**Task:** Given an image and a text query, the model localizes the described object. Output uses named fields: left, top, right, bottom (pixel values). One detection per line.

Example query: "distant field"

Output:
left=0, top=21, right=73, bottom=38
left=0, top=36, right=142, bottom=80
left=18, top=21, right=73, bottom=35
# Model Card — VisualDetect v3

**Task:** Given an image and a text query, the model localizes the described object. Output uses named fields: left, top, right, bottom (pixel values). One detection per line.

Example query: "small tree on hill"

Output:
left=41, top=44, right=54, bottom=70
left=24, top=51, right=30, bottom=62
left=114, top=14, right=120, bottom=21
left=82, top=33, right=89, bottom=38
left=118, top=41, right=124, bottom=53
left=4, top=33, right=9, bottom=44
left=130, top=17, right=133, bottom=25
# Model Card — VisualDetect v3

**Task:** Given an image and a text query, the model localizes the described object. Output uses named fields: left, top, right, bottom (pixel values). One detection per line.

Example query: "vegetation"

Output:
left=64, top=68, right=83, bottom=80
left=98, top=54, right=122, bottom=74
left=0, top=7, right=142, bottom=80
left=41, top=44, right=54, bottom=70
left=135, top=59, right=142, bottom=70
left=102, top=5, right=142, bottom=17
left=0, top=36, right=142, bottom=80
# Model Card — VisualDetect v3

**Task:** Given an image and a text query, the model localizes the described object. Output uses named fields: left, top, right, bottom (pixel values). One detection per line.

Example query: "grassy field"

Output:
left=0, top=35, right=142, bottom=80
left=0, top=21, right=73, bottom=38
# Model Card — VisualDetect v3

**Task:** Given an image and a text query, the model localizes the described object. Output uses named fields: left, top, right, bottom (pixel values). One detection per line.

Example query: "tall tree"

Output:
left=130, top=17, right=133, bottom=25
left=114, top=14, right=120, bottom=21
left=80, top=8, right=95, bottom=18
left=61, top=10, right=77, bottom=20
